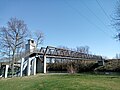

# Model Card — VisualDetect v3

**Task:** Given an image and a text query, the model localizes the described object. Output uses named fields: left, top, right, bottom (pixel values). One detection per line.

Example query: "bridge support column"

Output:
left=20, top=58, right=24, bottom=77
left=27, top=58, right=31, bottom=76
left=5, top=65, right=9, bottom=78
left=102, top=60, right=105, bottom=66
left=43, top=55, right=46, bottom=74
left=32, top=57, right=36, bottom=75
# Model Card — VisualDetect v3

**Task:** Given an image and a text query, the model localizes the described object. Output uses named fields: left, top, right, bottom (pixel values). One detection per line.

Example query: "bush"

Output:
left=77, top=62, right=98, bottom=72
left=47, top=61, right=98, bottom=73
left=95, top=60, right=120, bottom=72
left=47, top=63, right=67, bottom=71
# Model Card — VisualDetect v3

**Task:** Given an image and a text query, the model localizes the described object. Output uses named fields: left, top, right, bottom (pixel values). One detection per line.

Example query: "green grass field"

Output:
left=0, top=74, right=120, bottom=90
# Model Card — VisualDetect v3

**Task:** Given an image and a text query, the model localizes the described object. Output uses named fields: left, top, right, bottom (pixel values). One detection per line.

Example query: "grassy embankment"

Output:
left=0, top=74, right=120, bottom=90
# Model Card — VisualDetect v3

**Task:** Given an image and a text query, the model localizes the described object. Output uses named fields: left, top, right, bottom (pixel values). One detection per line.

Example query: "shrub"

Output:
left=95, top=60, right=120, bottom=72
left=47, top=61, right=98, bottom=73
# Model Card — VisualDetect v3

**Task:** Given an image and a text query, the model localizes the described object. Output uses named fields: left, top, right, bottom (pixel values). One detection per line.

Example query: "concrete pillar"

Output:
left=32, top=58, right=36, bottom=75
left=43, top=55, right=46, bottom=73
left=27, top=58, right=31, bottom=76
left=33, top=58, right=36, bottom=75
left=20, top=58, right=24, bottom=77
left=5, top=65, right=9, bottom=78
left=102, top=60, right=105, bottom=66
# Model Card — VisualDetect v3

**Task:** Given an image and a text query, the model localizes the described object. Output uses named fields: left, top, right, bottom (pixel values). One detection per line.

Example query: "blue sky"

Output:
left=0, top=0, right=119, bottom=58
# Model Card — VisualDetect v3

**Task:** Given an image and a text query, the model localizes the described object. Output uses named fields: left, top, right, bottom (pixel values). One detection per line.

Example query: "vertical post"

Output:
left=32, top=58, right=36, bottom=75
left=34, top=58, right=36, bottom=75
left=27, top=58, right=31, bottom=76
left=61, top=59, right=63, bottom=73
left=44, top=55, right=46, bottom=73
left=5, top=65, right=9, bottom=78
left=20, top=58, right=24, bottom=77
left=102, top=60, right=105, bottom=66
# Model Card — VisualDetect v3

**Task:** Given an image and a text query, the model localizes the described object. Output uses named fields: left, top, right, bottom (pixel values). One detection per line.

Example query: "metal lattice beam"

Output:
left=38, top=46, right=102, bottom=60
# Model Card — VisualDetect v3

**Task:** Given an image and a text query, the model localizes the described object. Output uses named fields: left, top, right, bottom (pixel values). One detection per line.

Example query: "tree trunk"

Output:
left=11, top=50, right=15, bottom=77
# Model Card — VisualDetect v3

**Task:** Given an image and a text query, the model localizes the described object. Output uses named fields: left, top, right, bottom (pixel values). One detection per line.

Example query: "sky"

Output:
left=0, top=0, right=120, bottom=59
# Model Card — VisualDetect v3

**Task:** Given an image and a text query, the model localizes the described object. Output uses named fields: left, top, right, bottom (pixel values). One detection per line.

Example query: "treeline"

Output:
left=47, top=61, right=99, bottom=73
left=47, top=59, right=120, bottom=73
left=95, top=60, right=120, bottom=72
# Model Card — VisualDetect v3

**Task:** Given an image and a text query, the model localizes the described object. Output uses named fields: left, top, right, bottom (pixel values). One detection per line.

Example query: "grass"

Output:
left=0, top=73, right=120, bottom=90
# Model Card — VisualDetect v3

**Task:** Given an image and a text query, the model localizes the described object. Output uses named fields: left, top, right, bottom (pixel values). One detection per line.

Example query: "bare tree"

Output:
left=34, top=31, right=44, bottom=49
left=58, top=46, right=69, bottom=50
left=0, top=18, right=28, bottom=77
left=113, top=0, right=120, bottom=40
left=76, top=46, right=89, bottom=54
left=115, top=53, right=120, bottom=59
left=58, top=45, right=90, bottom=54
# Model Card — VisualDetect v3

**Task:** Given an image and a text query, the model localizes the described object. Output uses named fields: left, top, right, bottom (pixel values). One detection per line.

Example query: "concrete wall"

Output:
left=36, top=58, right=43, bottom=73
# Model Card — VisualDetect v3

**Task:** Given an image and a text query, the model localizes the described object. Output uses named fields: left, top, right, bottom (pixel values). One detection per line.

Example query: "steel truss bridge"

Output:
left=30, top=46, right=103, bottom=60
left=25, top=46, right=103, bottom=74
left=0, top=46, right=104, bottom=78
